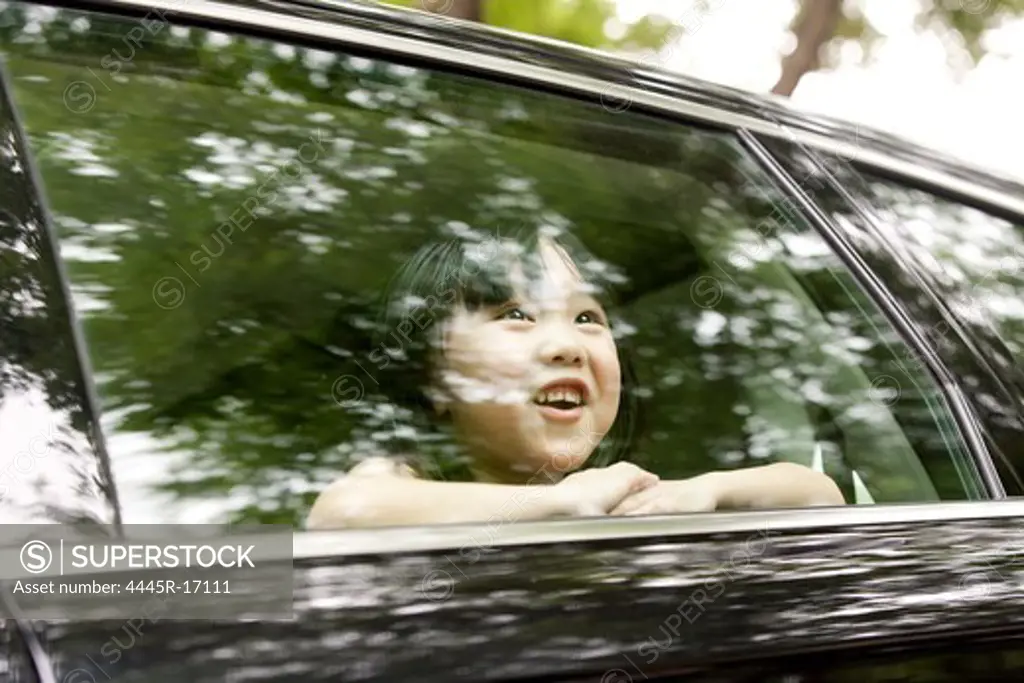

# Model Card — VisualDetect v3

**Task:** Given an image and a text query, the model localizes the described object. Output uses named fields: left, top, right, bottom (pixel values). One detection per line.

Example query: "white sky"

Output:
left=616, top=0, right=1024, bottom=183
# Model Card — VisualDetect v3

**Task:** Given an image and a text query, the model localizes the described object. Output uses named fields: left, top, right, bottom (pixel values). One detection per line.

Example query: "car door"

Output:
left=2, top=1, right=1024, bottom=682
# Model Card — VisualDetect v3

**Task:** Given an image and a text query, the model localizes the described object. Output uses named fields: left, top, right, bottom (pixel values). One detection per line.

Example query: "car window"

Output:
left=855, top=175, right=1024, bottom=492
left=755, top=136, right=1024, bottom=496
left=0, top=2, right=985, bottom=525
left=848, top=176, right=1024, bottom=355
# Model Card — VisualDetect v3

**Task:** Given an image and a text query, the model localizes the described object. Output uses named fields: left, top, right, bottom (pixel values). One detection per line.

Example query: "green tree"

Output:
left=383, top=0, right=677, bottom=51
left=775, top=0, right=1024, bottom=95
left=387, top=0, right=1024, bottom=97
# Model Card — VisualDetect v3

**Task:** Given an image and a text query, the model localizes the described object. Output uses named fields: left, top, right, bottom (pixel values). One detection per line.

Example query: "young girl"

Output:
left=308, top=226, right=843, bottom=529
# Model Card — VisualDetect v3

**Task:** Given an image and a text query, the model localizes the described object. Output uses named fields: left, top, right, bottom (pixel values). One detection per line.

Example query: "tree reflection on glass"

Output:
left=0, top=3, right=979, bottom=525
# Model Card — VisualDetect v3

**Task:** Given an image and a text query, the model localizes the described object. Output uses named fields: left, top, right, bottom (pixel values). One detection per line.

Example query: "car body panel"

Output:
left=18, top=510, right=1024, bottom=682
left=3, top=1, right=1024, bottom=682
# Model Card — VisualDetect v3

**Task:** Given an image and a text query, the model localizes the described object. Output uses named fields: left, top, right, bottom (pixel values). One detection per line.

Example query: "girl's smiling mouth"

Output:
left=532, top=379, right=589, bottom=422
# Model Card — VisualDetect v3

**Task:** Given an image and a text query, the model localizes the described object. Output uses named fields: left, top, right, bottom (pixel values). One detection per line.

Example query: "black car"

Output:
left=3, top=0, right=1024, bottom=680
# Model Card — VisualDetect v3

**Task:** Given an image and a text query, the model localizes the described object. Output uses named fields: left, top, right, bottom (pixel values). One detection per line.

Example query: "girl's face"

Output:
left=433, top=239, right=622, bottom=483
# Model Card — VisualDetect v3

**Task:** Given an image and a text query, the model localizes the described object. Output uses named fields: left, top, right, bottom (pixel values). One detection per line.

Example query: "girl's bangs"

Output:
left=455, top=230, right=615, bottom=310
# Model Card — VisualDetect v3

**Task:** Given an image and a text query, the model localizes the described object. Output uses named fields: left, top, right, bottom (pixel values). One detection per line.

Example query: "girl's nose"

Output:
left=538, top=331, right=585, bottom=367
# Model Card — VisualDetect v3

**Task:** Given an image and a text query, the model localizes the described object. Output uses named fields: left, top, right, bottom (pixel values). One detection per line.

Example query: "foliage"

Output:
left=917, top=0, right=1024, bottom=64
left=386, top=0, right=1024, bottom=96
left=785, top=0, right=1024, bottom=90
left=382, top=0, right=677, bottom=51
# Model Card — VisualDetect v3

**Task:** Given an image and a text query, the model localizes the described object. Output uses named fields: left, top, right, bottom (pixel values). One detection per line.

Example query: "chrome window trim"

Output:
left=1, top=501, right=1023, bottom=575
left=0, top=501, right=1021, bottom=574
left=292, top=500, right=1024, bottom=560
left=760, top=132, right=1024, bottom=218
left=944, top=381, right=1006, bottom=495
left=51, top=0, right=1024, bottom=221
left=739, top=130, right=1006, bottom=500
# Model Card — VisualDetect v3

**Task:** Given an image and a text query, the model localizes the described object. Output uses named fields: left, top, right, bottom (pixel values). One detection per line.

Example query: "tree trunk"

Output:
left=423, top=0, right=482, bottom=22
left=771, top=0, right=844, bottom=97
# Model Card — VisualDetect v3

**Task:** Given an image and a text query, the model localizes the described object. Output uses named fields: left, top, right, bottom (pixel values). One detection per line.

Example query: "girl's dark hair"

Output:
left=368, top=225, right=642, bottom=477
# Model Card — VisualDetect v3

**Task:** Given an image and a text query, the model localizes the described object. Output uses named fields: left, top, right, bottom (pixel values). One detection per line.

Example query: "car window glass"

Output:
left=852, top=177, right=1024, bottom=353
left=754, top=136, right=1024, bottom=497
left=0, top=2, right=984, bottom=525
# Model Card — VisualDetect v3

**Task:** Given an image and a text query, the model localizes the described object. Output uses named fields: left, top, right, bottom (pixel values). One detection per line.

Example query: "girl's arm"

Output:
left=307, top=458, right=659, bottom=529
left=611, top=462, right=844, bottom=516
left=709, top=461, right=845, bottom=509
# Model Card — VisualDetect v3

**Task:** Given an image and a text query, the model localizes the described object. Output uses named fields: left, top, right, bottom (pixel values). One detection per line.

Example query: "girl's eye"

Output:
left=576, top=310, right=606, bottom=326
left=497, top=306, right=533, bottom=322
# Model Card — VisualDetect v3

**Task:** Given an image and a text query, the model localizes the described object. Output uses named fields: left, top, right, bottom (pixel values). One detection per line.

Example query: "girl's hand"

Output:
left=555, top=462, right=660, bottom=517
left=610, top=463, right=846, bottom=517
left=609, top=476, right=720, bottom=516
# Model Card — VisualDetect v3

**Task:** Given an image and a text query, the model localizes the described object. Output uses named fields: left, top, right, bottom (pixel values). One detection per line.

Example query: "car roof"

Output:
left=84, top=0, right=1024, bottom=207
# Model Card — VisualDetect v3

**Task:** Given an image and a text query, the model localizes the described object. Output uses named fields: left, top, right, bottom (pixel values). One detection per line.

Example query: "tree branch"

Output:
left=771, top=0, right=844, bottom=97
